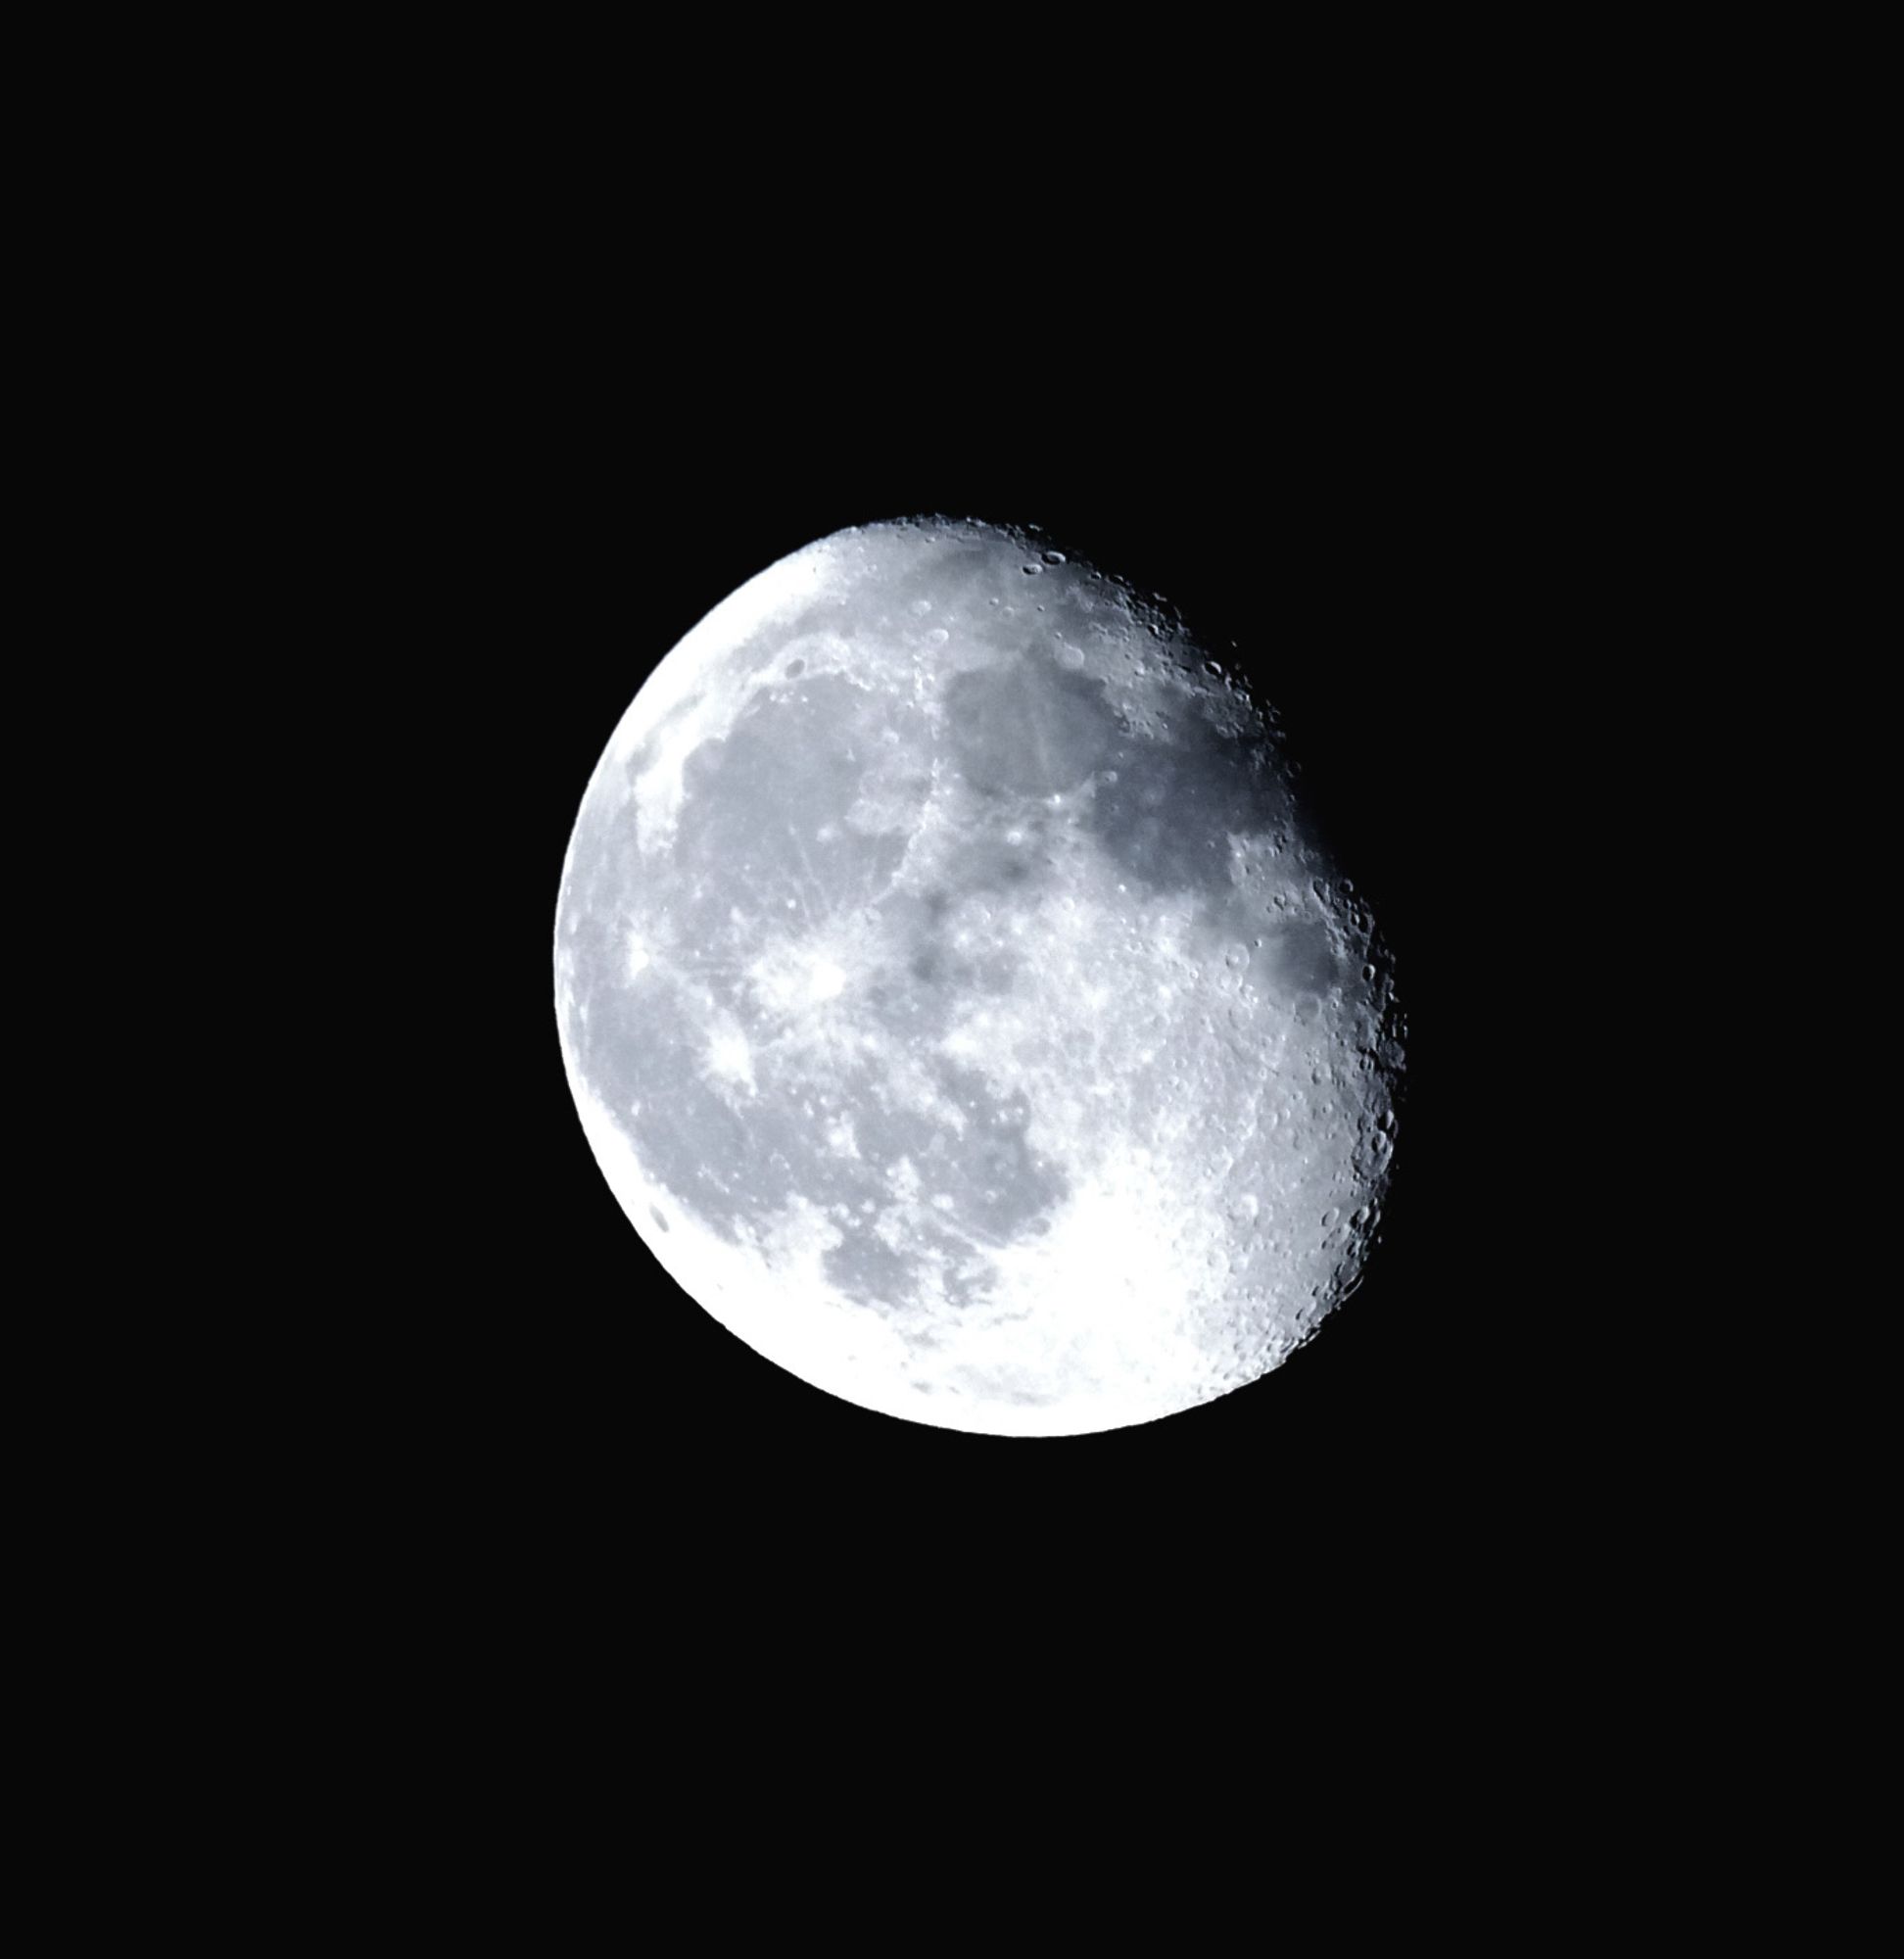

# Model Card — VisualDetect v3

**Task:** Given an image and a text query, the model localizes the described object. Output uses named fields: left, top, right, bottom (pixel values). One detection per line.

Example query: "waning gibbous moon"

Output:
left=553, top=517, right=1404, bottom=1437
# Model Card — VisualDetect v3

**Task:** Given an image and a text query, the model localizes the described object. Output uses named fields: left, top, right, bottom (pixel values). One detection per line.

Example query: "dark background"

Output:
left=427, top=288, right=1548, bottom=1591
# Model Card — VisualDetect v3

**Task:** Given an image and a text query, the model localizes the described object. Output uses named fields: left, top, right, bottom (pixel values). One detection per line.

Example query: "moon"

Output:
left=553, top=517, right=1404, bottom=1436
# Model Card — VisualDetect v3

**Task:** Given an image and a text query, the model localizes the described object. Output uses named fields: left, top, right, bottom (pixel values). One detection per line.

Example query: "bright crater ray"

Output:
left=553, top=518, right=1404, bottom=1436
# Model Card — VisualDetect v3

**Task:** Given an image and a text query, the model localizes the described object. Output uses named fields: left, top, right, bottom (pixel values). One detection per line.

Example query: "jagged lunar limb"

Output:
left=554, top=519, right=1404, bottom=1436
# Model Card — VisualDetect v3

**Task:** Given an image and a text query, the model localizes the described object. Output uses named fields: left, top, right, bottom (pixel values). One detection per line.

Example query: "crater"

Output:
left=1270, top=919, right=1341, bottom=996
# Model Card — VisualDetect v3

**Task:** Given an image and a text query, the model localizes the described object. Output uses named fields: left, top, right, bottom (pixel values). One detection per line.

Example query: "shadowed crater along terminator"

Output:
left=554, top=517, right=1404, bottom=1436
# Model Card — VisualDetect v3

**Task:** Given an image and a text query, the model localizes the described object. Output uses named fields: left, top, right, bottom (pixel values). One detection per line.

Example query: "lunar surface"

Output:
left=554, top=518, right=1404, bottom=1436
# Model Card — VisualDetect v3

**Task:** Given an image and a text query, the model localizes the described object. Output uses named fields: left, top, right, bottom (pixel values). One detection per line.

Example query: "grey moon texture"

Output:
left=553, top=517, right=1404, bottom=1436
